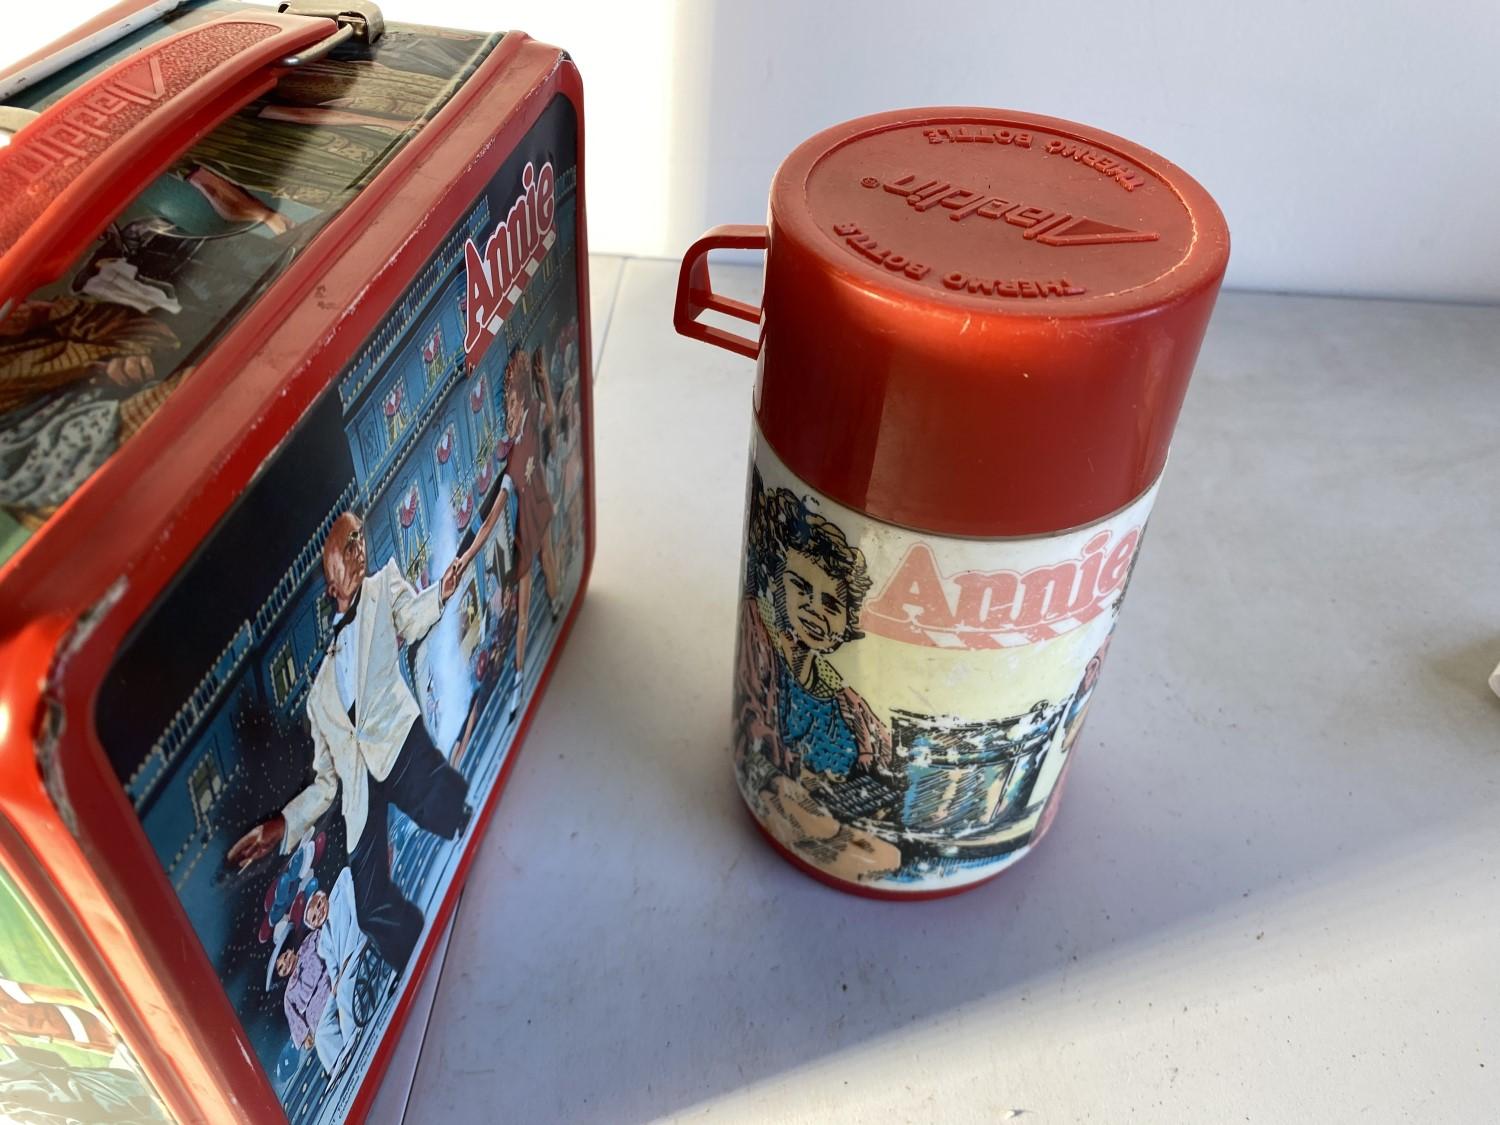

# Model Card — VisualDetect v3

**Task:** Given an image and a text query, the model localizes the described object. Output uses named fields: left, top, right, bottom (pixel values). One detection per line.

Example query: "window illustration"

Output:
left=189, top=754, right=225, bottom=827
left=434, top=423, right=458, bottom=478
left=396, top=480, right=430, bottom=588
left=451, top=478, right=475, bottom=535
left=422, top=322, right=446, bottom=385
left=384, top=382, right=409, bottom=445
left=316, top=594, right=334, bottom=643
left=468, top=373, right=494, bottom=442
left=270, top=643, right=296, bottom=707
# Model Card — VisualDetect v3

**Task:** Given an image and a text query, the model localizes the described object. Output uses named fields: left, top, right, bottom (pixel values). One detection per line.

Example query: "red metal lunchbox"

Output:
left=676, top=108, right=1228, bottom=899
left=0, top=3, right=592, bottom=1120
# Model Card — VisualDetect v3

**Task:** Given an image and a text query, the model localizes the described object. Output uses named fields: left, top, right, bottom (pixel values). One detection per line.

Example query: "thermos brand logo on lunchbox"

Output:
left=462, top=159, right=557, bottom=360
left=864, top=525, right=1142, bottom=649
left=9, top=57, right=168, bottom=179
left=877, top=172, right=1159, bottom=246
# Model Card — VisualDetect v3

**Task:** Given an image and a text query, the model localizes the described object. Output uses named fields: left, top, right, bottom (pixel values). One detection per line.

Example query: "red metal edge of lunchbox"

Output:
left=0, top=30, right=594, bottom=1124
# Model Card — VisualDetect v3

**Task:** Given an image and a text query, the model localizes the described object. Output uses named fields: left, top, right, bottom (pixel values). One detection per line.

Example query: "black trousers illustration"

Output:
left=347, top=717, right=469, bottom=976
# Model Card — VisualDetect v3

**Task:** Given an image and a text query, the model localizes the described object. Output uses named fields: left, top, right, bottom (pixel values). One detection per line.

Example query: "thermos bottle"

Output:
left=675, top=108, right=1229, bottom=898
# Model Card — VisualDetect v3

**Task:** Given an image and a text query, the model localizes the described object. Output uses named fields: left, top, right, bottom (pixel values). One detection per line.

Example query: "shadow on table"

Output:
left=411, top=559, right=1498, bottom=1125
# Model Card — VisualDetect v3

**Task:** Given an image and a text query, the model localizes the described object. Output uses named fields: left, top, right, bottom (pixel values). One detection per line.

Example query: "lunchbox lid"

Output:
left=0, top=1, right=503, bottom=569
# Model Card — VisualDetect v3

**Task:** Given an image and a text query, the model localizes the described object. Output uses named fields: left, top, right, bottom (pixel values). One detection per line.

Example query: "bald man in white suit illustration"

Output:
left=230, top=508, right=499, bottom=975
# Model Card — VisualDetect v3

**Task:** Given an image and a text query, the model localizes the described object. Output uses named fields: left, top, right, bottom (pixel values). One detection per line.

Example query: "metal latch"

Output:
left=277, top=2, right=385, bottom=66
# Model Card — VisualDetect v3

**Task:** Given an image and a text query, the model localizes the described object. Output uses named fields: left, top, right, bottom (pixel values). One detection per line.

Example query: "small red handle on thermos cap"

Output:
left=673, top=224, right=767, bottom=360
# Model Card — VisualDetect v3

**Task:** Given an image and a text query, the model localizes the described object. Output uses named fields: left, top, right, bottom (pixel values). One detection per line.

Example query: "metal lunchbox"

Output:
left=0, top=3, right=592, bottom=1121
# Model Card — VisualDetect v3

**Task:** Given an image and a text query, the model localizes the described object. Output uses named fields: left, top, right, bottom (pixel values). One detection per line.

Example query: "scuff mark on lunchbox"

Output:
left=37, top=577, right=129, bottom=834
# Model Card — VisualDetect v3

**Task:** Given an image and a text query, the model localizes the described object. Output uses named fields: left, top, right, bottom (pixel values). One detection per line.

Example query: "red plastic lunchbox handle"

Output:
left=674, top=224, right=768, bottom=360
left=0, top=10, right=348, bottom=314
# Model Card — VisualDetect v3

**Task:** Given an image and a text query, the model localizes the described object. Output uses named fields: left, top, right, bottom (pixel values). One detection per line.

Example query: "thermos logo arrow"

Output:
left=879, top=173, right=1159, bottom=247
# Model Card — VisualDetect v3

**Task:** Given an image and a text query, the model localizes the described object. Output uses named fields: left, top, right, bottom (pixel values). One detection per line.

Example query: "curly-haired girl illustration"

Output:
left=734, top=469, right=902, bottom=882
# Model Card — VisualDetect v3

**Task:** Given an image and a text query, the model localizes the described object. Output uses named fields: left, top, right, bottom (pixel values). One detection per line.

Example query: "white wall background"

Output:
left=6, top=1, right=1500, bottom=301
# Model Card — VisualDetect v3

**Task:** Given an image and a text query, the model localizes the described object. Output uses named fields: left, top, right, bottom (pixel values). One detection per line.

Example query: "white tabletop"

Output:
left=370, top=256, right=1500, bottom=1124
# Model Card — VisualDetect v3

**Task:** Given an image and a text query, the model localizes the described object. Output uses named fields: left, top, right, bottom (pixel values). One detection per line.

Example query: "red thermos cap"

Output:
left=687, top=108, right=1230, bottom=538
